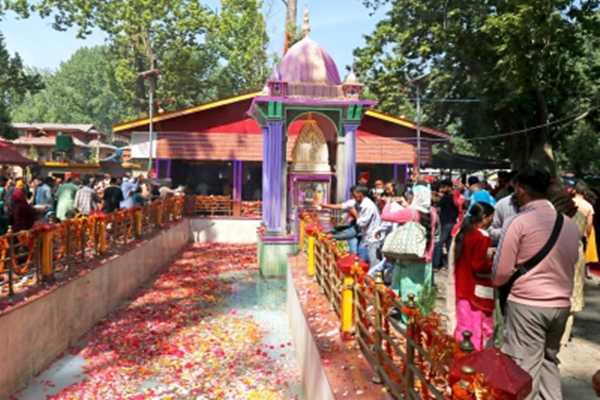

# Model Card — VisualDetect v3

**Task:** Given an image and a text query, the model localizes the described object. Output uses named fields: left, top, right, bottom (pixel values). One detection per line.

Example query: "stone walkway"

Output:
left=434, top=269, right=600, bottom=398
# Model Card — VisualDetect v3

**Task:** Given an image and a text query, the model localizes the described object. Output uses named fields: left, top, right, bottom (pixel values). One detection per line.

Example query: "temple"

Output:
left=113, top=9, right=450, bottom=274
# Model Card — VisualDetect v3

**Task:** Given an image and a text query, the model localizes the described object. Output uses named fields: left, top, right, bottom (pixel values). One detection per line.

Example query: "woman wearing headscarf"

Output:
left=381, top=182, right=437, bottom=304
left=12, top=189, right=39, bottom=232
left=547, top=183, right=586, bottom=346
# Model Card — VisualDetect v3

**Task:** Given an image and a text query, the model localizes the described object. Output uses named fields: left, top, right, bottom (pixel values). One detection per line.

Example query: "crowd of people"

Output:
left=322, top=167, right=596, bottom=399
left=0, top=173, right=183, bottom=235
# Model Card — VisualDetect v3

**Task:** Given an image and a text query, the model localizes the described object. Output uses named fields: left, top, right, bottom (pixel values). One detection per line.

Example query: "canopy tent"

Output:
left=425, top=150, right=510, bottom=171
left=0, top=141, right=37, bottom=166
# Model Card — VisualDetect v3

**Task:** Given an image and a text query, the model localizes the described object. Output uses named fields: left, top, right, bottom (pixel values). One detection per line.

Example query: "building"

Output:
left=112, top=12, right=451, bottom=274
left=11, top=123, right=117, bottom=162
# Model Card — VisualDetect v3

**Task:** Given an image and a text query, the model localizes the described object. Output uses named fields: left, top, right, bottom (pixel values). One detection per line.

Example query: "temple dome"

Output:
left=278, top=37, right=342, bottom=85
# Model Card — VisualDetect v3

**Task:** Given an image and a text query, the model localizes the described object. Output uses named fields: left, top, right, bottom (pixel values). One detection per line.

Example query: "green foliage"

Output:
left=12, top=46, right=135, bottom=136
left=206, top=0, right=270, bottom=99
left=416, top=280, right=436, bottom=316
left=16, top=0, right=270, bottom=116
left=357, top=0, right=600, bottom=174
left=0, top=32, right=44, bottom=138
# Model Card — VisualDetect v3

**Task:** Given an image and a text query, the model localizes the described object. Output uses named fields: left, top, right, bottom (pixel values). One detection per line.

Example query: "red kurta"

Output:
left=454, top=227, right=494, bottom=312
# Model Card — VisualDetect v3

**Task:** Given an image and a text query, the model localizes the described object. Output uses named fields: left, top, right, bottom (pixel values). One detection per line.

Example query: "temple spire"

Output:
left=303, top=5, right=311, bottom=37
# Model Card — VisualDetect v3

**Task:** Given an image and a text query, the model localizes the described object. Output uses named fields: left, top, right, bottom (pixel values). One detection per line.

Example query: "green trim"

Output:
left=253, top=103, right=268, bottom=122
left=267, top=101, right=283, bottom=118
left=346, top=104, right=363, bottom=121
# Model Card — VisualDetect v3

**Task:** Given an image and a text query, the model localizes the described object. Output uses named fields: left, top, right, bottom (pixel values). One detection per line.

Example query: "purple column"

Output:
left=262, top=122, right=285, bottom=232
left=393, top=163, right=399, bottom=180
left=343, top=124, right=358, bottom=200
left=232, top=159, right=242, bottom=201
left=167, top=159, right=172, bottom=179
left=405, top=164, right=409, bottom=183
left=262, top=127, right=269, bottom=226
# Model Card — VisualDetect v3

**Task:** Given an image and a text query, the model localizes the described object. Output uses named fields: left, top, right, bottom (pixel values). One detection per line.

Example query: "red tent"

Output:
left=0, top=141, right=36, bottom=166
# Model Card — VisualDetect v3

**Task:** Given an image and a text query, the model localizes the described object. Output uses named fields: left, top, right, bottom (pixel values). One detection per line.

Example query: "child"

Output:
left=452, top=202, right=495, bottom=350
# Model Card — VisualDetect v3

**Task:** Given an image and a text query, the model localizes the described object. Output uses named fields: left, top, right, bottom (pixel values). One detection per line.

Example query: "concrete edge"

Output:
left=0, top=219, right=190, bottom=399
left=287, top=255, right=335, bottom=400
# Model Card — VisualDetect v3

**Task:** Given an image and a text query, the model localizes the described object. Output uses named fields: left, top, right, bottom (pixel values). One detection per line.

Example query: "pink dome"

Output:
left=278, top=37, right=342, bottom=85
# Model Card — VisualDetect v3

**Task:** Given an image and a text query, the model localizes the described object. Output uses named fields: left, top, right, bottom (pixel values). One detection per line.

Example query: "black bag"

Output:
left=498, top=213, right=564, bottom=314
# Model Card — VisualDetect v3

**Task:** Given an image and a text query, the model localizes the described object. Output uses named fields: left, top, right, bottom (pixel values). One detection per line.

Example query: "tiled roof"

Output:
left=154, top=132, right=415, bottom=164
left=12, top=123, right=104, bottom=135
left=12, top=136, right=90, bottom=147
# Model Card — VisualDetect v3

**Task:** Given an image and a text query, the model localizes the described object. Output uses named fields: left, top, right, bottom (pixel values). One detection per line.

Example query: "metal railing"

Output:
left=300, top=213, right=501, bottom=399
left=194, top=195, right=262, bottom=217
left=0, top=197, right=184, bottom=299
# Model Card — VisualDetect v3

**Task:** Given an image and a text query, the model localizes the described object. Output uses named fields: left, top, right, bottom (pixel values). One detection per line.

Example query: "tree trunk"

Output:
left=286, top=0, right=297, bottom=28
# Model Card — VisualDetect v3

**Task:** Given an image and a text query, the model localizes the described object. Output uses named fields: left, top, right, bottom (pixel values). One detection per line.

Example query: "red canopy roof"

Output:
left=0, top=141, right=37, bottom=166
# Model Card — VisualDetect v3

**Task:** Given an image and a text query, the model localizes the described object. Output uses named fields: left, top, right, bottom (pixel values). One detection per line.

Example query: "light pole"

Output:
left=138, top=69, right=160, bottom=176
left=405, top=72, right=430, bottom=179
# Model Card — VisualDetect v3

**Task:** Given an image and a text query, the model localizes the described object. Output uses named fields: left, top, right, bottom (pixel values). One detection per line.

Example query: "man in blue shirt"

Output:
left=35, top=177, right=55, bottom=210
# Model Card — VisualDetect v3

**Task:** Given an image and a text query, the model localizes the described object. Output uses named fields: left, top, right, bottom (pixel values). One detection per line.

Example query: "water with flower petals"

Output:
left=13, top=243, right=304, bottom=399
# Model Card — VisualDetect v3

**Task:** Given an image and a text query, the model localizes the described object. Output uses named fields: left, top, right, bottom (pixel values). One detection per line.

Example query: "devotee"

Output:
left=573, top=181, right=597, bottom=279
left=489, top=174, right=519, bottom=245
left=357, top=172, right=370, bottom=186
left=348, top=185, right=381, bottom=268
left=547, top=183, right=587, bottom=346
left=120, top=175, right=139, bottom=209
left=372, top=179, right=386, bottom=211
left=102, top=177, right=124, bottom=213
left=381, top=182, right=437, bottom=302
left=35, top=177, right=55, bottom=210
left=493, top=166, right=580, bottom=400
left=450, top=202, right=495, bottom=349
left=464, top=176, right=480, bottom=200
left=322, top=190, right=360, bottom=255
left=133, top=186, right=148, bottom=206
left=0, top=177, right=8, bottom=235
left=433, top=179, right=459, bottom=271
left=369, top=180, right=407, bottom=282
left=55, top=178, right=79, bottom=221
left=74, top=182, right=101, bottom=216
left=12, top=188, right=41, bottom=232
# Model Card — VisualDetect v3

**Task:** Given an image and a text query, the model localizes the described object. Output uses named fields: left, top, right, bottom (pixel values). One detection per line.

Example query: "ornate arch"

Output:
left=290, top=118, right=331, bottom=173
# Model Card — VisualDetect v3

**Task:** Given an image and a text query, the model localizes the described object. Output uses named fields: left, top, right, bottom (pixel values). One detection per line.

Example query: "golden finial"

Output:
left=303, top=6, right=311, bottom=36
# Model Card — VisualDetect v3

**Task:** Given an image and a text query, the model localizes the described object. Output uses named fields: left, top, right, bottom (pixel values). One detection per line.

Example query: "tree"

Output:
left=206, top=0, right=270, bottom=99
left=13, top=0, right=271, bottom=115
left=12, top=45, right=135, bottom=136
left=0, top=31, right=44, bottom=138
left=356, top=0, right=600, bottom=175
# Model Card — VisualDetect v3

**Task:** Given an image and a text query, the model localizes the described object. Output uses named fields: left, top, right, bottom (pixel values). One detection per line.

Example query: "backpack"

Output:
left=381, top=208, right=428, bottom=260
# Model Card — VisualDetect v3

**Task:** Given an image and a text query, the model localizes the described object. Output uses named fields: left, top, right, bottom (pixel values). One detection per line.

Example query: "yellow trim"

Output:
left=113, top=91, right=262, bottom=133
left=307, top=235, right=315, bottom=276
left=341, top=274, right=355, bottom=335
left=365, top=110, right=450, bottom=138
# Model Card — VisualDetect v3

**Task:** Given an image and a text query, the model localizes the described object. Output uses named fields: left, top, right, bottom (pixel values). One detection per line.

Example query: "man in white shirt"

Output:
left=349, top=185, right=381, bottom=268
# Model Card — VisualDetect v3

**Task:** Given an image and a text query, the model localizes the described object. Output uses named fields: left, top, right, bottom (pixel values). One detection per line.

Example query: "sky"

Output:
left=1, top=0, right=391, bottom=77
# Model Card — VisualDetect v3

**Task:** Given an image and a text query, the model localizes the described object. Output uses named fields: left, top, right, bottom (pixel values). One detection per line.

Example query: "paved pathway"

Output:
left=434, top=269, right=600, bottom=398
left=13, top=243, right=303, bottom=400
